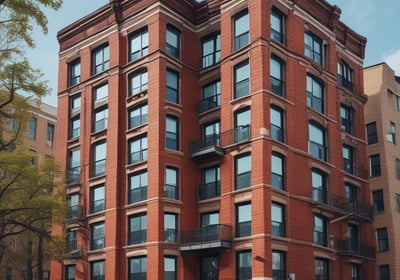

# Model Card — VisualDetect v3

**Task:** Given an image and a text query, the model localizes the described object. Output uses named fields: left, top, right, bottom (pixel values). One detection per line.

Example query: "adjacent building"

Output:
left=364, top=63, right=400, bottom=280
left=51, top=0, right=375, bottom=279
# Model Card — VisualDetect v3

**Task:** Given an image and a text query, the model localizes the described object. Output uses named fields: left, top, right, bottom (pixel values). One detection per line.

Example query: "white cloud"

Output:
left=382, top=49, right=400, bottom=75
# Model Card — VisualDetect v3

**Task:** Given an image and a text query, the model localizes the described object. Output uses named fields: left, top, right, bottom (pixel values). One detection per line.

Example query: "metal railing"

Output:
left=180, top=224, right=232, bottom=245
left=336, top=239, right=375, bottom=259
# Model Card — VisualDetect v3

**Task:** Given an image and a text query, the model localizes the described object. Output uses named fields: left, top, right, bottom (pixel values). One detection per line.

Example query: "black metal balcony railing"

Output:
left=67, top=167, right=80, bottom=184
left=197, top=94, right=221, bottom=114
left=198, top=181, right=220, bottom=200
left=90, top=199, right=105, bottom=214
left=189, top=134, right=224, bottom=160
left=180, top=224, right=232, bottom=251
left=67, top=240, right=77, bottom=252
left=312, top=187, right=327, bottom=204
left=236, top=221, right=251, bottom=238
left=220, top=126, right=251, bottom=147
left=164, top=229, right=178, bottom=243
left=164, top=184, right=178, bottom=200
left=67, top=205, right=85, bottom=221
left=129, top=186, right=148, bottom=204
left=128, top=230, right=147, bottom=245
left=336, top=239, right=375, bottom=259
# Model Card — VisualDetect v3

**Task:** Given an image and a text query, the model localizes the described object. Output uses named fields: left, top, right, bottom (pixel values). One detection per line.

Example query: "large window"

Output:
left=94, top=84, right=108, bottom=103
left=271, top=202, right=285, bottom=237
left=200, top=166, right=220, bottom=200
left=129, top=69, right=148, bottom=97
left=314, top=215, right=327, bottom=247
left=388, top=121, right=396, bottom=144
left=271, top=152, right=285, bottom=190
left=67, top=193, right=79, bottom=219
left=202, top=121, right=220, bottom=147
left=165, top=166, right=178, bottom=199
left=71, top=94, right=81, bottom=111
left=128, top=213, right=147, bottom=245
left=92, top=44, right=109, bottom=74
left=341, top=105, right=353, bottom=134
left=312, top=169, right=327, bottom=204
left=315, top=258, right=329, bottom=280
left=199, top=80, right=221, bottom=113
left=202, top=33, right=220, bottom=68
left=343, top=145, right=355, bottom=175
left=69, top=59, right=80, bottom=87
left=93, top=106, right=108, bottom=132
left=377, top=227, right=389, bottom=252
left=129, top=27, right=149, bottom=62
left=307, top=75, right=324, bottom=113
left=272, top=251, right=285, bottom=280
left=128, top=256, right=147, bottom=280
left=128, top=103, right=148, bottom=129
left=90, top=222, right=105, bottom=250
left=128, top=134, right=148, bottom=164
left=348, top=223, right=360, bottom=251
left=271, top=105, right=284, bottom=142
left=234, top=107, right=251, bottom=143
left=338, top=60, right=354, bottom=91
left=234, top=60, right=250, bottom=99
left=369, top=154, right=381, bottom=177
left=166, top=25, right=180, bottom=58
left=236, top=250, right=252, bottom=280
left=271, top=8, right=285, bottom=44
left=93, top=141, right=106, bottom=177
left=270, top=55, right=285, bottom=96
left=166, top=115, right=179, bottom=150
left=70, top=116, right=80, bottom=139
left=66, top=230, right=77, bottom=252
left=164, top=256, right=177, bottom=280
left=236, top=202, right=251, bottom=237
left=28, top=118, right=37, bottom=139
left=200, top=256, right=218, bottom=280
left=68, top=148, right=80, bottom=183
left=91, top=260, right=105, bottom=280
left=373, top=190, right=384, bottom=213
left=90, top=184, right=105, bottom=213
left=235, top=153, right=251, bottom=190
left=304, top=32, right=323, bottom=65
left=233, top=10, right=249, bottom=50
left=128, top=171, right=148, bottom=204
left=379, top=265, right=390, bottom=280
left=166, top=69, right=179, bottom=103
left=309, top=122, right=327, bottom=161
left=164, top=213, right=178, bottom=242
left=65, top=265, right=76, bottom=280
left=366, top=122, right=378, bottom=144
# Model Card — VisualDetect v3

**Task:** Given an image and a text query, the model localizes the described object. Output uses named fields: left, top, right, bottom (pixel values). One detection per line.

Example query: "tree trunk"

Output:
left=26, top=240, right=33, bottom=280
left=37, top=235, right=44, bottom=280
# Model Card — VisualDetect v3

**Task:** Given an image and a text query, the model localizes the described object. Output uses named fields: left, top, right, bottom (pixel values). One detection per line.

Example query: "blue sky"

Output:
left=28, top=0, right=400, bottom=106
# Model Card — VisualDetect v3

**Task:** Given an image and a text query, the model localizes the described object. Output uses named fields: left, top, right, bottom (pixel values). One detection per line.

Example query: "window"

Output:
left=272, top=250, right=285, bottom=280
left=128, top=134, right=148, bottom=164
left=166, top=25, right=180, bottom=58
left=304, top=32, right=323, bottom=65
left=314, top=215, right=327, bottom=246
left=165, top=166, right=178, bottom=199
left=202, top=33, right=220, bottom=68
left=312, top=169, right=327, bottom=204
left=397, top=95, right=400, bottom=112
left=236, top=250, right=252, bottom=280
left=348, top=223, right=360, bottom=251
left=164, top=256, right=177, bottom=280
left=94, top=84, right=108, bottom=102
left=369, top=154, right=381, bottom=177
left=129, top=69, right=148, bottom=97
left=67, top=193, right=79, bottom=219
left=236, top=202, right=251, bottom=237
left=93, top=141, right=106, bottom=177
left=233, top=10, right=249, bottom=50
left=70, top=115, right=80, bottom=139
left=387, top=121, right=396, bottom=144
left=128, top=103, right=148, bottom=129
left=307, top=75, right=324, bottom=113
left=235, top=153, right=251, bottom=190
left=128, top=256, right=147, bottom=280
left=337, top=60, right=354, bottom=91
left=68, top=148, right=80, bottom=183
left=128, top=213, right=147, bottom=245
left=270, top=55, right=285, bottom=96
left=166, top=115, right=179, bottom=150
left=128, top=171, right=148, bottom=204
left=65, top=265, right=76, bottom=280
left=373, top=190, right=384, bottom=213
left=164, top=213, right=178, bottom=242
left=91, top=260, right=105, bottom=280
left=28, top=118, right=37, bottom=139
left=234, top=60, right=250, bottom=99
left=351, top=264, right=360, bottom=280
left=90, top=222, right=105, bottom=250
left=234, top=107, right=251, bottom=143
left=345, top=183, right=358, bottom=211
left=90, top=184, right=105, bottom=213
left=315, top=258, right=329, bottom=280
left=199, top=166, right=220, bottom=200
left=377, top=227, right=389, bottom=252
left=71, top=94, right=81, bottom=111
left=201, top=213, right=219, bottom=242
left=166, top=69, right=179, bottom=103
left=199, top=80, right=221, bottom=113
left=69, top=59, right=80, bottom=86
left=93, top=106, right=108, bottom=132
left=200, top=256, right=218, bottom=280
left=379, top=265, right=390, bottom=280
left=47, top=123, right=55, bottom=145
left=271, top=8, right=285, bottom=44
left=366, top=122, right=378, bottom=144
left=343, top=145, right=355, bottom=175
left=202, top=121, right=220, bottom=147
left=396, top=194, right=400, bottom=213
left=66, top=230, right=77, bottom=252
left=271, top=152, right=285, bottom=190
left=396, top=159, right=400, bottom=180
left=340, top=105, right=353, bottom=134
left=271, top=202, right=285, bottom=237
left=309, top=122, right=327, bottom=161
left=92, top=44, right=109, bottom=74
left=271, top=105, right=284, bottom=142
left=129, top=27, right=148, bottom=62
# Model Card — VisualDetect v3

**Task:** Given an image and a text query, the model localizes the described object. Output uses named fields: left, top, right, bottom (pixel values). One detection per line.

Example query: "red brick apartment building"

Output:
left=50, top=0, right=375, bottom=279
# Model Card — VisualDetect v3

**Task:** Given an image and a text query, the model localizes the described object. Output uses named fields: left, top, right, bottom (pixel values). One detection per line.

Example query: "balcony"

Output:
left=198, top=181, right=220, bottom=200
left=189, top=134, right=224, bottom=161
left=197, top=95, right=220, bottom=114
left=66, top=205, right=86, bottom=225
left=220, top=126, right=251, bottom=147
left=180, top=224, right=232, bottom=251
left=336, top=239, right=375, bottom=259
